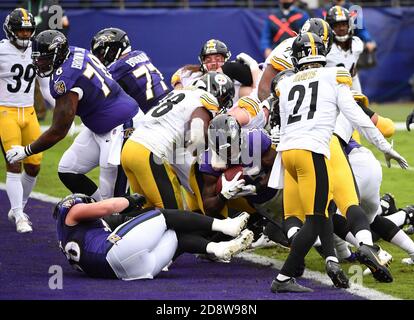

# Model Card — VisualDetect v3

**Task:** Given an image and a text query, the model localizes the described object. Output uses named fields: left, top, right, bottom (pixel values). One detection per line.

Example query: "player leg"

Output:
left=271, top=150, right=338, bottom=292
left=121, top=140, right=183, bottom=209
left=21, top=106, right=42, bottom=210
left=0, top=106, right=32, bottom=233
left=58, top=127, right=103, bottom=200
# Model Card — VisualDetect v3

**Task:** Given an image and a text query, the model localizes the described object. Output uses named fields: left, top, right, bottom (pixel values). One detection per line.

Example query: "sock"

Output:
left=355, top=229, right=373, bottom=246
left=287, top=227, right=300, bottom=241
left=276, top=274, right=291, bottom=282
left=345, top=232, right=360, bottom=247
left=390, top=230, right=414, bottom=258
left=326, top=256, right=339, bottom=263
left=91, top=188, right=103, bottom=201
left=21, top=172, right=37, bottom=209
left=6, top=172, right=23, bottom=214
left=206, top=242, right=220, bottom=255
left=212, top=218, right=228, bottom=234
left=384, top=210, right=408, bottom=227
left=333, top=234, right=352, bottom=260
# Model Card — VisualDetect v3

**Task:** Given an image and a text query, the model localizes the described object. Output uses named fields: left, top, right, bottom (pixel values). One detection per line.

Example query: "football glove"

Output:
left=220, top=172, right=245, bottom=200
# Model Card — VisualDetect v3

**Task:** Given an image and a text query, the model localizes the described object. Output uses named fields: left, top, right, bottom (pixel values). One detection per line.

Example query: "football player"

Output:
left=171, top=39, right=260, bottom=104
left=406, top=109, right=414, bottom=131
left=257, top=18, right=333, bottom=101
left=91, top=27, right=170, bottom=114
left=0, top=8, right=39, bottom=233
left=6, top=30, right=142, bottom=201
left=54, top=193, right=254, bottom=280
left=270, top=32, right=407, bottom=293
left=121, top=71, right=235, bottom=209
left=325, top=6, right=364, bottom=92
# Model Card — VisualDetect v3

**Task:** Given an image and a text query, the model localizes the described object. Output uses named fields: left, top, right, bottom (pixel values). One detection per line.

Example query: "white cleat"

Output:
left=363, top=247, right=392, bottom=276
left=8, top=210, right=33, bottom=233
left=249, top=233, right=277, bottom=250
left=223, top=212, right=250, bottom=237
left=214, top=229, right=254, bottom=261
left=401, top=258, right=414, bottom=265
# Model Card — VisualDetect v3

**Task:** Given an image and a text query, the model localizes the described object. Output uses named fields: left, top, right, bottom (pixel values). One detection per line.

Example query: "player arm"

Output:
left=337, top=85, right=392, bottom=153
left=27, top=92, right=78, bottom=155
left=65, top=197, right=130, bottom=225
left=363, top=109, right=395, bottom=138
left=188, top=107, right=213, bottom=155
left=258, top=64, right=279, bottom=101
left=201, top=174, right=227, bottom=218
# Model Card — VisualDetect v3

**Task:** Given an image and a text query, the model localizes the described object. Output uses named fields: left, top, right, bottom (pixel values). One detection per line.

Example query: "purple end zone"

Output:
left=0, top=190, right=364, bottom=300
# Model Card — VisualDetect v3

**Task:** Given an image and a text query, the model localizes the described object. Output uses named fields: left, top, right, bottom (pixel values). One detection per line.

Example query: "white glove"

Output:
left=236, top=52, right=259, bottom=69
left=270, top=125, right=281, bottom=145
left=384, top=140, right=408, bottom=169
left=234, top=184, right=257, bottom=198
left=6, top=145, right=30, bottom=164
left=220, top=171, right=245, bottom=200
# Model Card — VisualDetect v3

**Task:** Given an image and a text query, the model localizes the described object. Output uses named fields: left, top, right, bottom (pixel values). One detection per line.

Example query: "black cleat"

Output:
left=325, top=260, right=350, bottom=288
left=401, top=205, right=414, bottom=225
left=271, top=277, right=313, bottom=293
left=356, top=244, right=393, bottom=283
left=380, top=193, right=398, bottom=216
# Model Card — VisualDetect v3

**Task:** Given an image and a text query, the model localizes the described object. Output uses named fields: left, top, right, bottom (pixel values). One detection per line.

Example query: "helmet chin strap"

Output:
left=335, top=34, right=350, bottom=42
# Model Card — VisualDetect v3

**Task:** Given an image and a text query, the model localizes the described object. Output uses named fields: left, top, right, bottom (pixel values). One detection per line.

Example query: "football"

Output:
left=215, top=165, right=244, bottom=193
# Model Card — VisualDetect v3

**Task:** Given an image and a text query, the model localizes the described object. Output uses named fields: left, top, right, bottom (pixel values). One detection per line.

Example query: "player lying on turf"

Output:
left=53, top=193, right=253, bottom=280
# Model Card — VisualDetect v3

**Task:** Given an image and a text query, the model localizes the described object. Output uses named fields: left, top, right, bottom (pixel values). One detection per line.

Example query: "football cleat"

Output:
left=380, top=193, right=398, bottom=216
left=401, top=257, right=414, bottom=265
left=8, top=210, right=33, bottom=233
left=326, top=260, right=350, bottom=288
left=213, top=229, right=254, bottom=261
left=363, top=248, right=392, bottom=276
left=356, top=244, right=393, bottom=282
left=401, top=205, right=414, bottom=226
left=249, top=233, right=277, bottom=249
left=271, top=277, right=313, bottom=293
left=222, top=211, right=250, bottom=237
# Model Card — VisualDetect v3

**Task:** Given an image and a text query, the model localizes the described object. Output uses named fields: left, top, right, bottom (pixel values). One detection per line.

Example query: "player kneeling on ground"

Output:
left=53, top=193, right=254, bottom=280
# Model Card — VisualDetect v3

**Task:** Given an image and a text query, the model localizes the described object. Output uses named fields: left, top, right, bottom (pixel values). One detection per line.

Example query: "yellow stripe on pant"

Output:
left=0, top=106, right=42, bottom=165
left=121, top=140, right=183, bottom=209
left=330, top=135, right=360, bottom=215
left=282, top=149, right=333, bottom=222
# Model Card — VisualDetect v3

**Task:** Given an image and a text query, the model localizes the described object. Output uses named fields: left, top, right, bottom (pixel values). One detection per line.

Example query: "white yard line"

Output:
left=239, top=252, right=400, bottom=300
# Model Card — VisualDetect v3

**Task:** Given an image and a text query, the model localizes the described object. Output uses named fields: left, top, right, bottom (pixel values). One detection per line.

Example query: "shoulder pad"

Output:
left=200, top=92, right=219, bottom=112
left=336, top=68, right=352, bottom=87
left=237, top=96, right=261, bottom=117
left=270, top=56, right=293, bottom=71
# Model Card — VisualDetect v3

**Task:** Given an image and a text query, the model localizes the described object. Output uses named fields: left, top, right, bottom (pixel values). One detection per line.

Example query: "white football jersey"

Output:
left=276, top=66, right=391, bottom=158
left=326, top=37, right=363, bottom=91
left=264, top=37, right=295, bottom=72
left=171, top=66, right=241, bottom=106
left=130, top=88, right=219, bottom=160
left=0, top=39, right=35, bottom=107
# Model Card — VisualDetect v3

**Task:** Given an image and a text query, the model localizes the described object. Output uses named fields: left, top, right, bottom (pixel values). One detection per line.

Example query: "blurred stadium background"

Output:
left=1, top=1, right=414, bottom=103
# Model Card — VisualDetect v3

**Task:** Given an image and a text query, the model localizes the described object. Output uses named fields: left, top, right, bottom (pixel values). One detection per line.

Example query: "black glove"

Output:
left=406, top=110, right=414, bottom=131
left=120, top=193, right=146, bottom=214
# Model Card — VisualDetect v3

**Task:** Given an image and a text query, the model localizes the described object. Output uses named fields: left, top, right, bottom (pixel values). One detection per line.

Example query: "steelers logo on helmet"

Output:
left=301, top=21, right=311, bottom=32
left=215, top=73, right=228, bottom=86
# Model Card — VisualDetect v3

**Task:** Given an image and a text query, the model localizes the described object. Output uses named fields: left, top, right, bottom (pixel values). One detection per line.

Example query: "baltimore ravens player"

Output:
left=270, top=32, right=407, bottom=293
left=54, top=193, right=253, bottom=280
left=6, top=30, right=142, bottom=201
left=1, top=8, right=39, bottom=233
left=91, top=27, right=170, bottom=114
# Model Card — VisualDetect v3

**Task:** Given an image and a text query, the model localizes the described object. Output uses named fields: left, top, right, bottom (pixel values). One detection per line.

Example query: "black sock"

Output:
left=332, top=214, right=350, bottom=240
left=58, top=172, right=98, bottom=195
left=370, top=215, right=400, bottom=242
left=318, top=215, right=336, bottom=259
left=345, top=205, right=371, bottom=236
left=161, top=209, right=214, bottom=232
left=174, top=233, right=210, bottom=259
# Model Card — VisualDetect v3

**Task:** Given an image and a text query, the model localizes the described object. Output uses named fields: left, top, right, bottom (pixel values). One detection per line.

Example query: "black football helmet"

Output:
left=53, top=193, right=96, bottom=220
left=208, top=114, right=241, bottom=164
left=32, top=30, right=69, bottom=77
left=291, top=32, right=327, bottom=70
left=3, top=8, right=36, bottom=49
left=91, top=27, right=131, bottom=66
left=301, top=18, right=333, bottom=54
left=193, top=71, right=235, bottom=110
left=199, top=39, right=231, bottom=72
left=325, top=6, right=353, bottom=42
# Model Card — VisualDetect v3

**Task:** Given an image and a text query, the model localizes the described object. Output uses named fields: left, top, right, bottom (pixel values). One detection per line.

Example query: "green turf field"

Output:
left=1, top=103, right=413, bottom=299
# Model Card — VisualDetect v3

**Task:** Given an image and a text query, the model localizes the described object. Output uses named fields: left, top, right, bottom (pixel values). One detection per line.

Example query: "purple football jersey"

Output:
left=108, top=50, right=170, bottom=113
left=50, top=46, right=139, bottom=134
